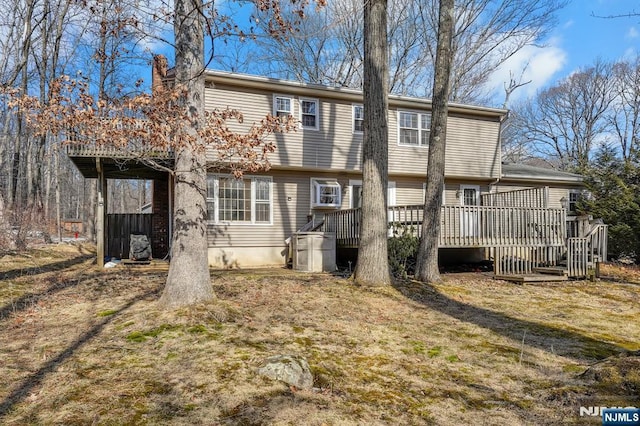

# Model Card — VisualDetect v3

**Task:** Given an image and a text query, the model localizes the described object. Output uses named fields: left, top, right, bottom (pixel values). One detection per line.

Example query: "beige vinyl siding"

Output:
left=206, top=169, right=501, bottom=251
left=205, top=84, right=362, bottom=172
left=207, top=171, right=307, bottom=249
left=207, top=170, right=355, bottom=249
left=390, top=177, right=491, bottom=206
left=548, top=187, right=571, bottom=209
left=205, top=84, right=502, bottom=180
left=444, top=115, right=501, bottom=179
left=394, top=176, right=425, bottom=205
left=387, top=111, right=501, bottom=179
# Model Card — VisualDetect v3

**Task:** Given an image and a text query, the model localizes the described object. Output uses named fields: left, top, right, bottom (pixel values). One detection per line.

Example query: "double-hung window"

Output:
left=421, top=114, right=431, bottom=145
left=398, top=111, right=431, bottom=146
left=311, top=178, right=341, bottom=208
left=353, top=105, right=364, bottom=133
left=273, top=95, right=293, bottom=119
left=300, top=98, right=319, bottom=130
left=568, top=190, right=583, bottom=213
left=206, top=175, right=272, bottom=224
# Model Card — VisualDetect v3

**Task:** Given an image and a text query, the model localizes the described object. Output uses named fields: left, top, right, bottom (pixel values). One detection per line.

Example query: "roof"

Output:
left=501, top=163, right=584, bottom=184
left=203, top=70, right=508, bottom=120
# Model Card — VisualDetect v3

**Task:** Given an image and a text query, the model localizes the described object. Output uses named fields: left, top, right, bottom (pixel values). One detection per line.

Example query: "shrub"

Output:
left=388, top=223, right=419, bottom=278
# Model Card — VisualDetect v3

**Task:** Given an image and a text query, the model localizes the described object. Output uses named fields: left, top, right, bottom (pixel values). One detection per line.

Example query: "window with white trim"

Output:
left=206, top=175, right=217, bottom=220
left=398, top=111, right=431, bottom=146
left=311, top=179, right=341, bottom=208
left=353, top=105, right=364, bottom=133
left=568, top=190, right=583, bottom=213
left=206, top=175, right=272, bottom=224
left=421, top=114, right=431, bottom=145
left=273, top=95, right=293, bottom=118
left=300, top=98, right=319, bottom=130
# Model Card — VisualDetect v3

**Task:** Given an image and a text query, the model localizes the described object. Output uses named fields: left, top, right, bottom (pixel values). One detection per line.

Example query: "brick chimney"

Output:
left=152, top=54, right=168, bottom=94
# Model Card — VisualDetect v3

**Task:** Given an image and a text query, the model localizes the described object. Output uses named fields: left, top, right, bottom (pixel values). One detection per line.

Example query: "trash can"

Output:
left=292, top=232, right=336, bottom=272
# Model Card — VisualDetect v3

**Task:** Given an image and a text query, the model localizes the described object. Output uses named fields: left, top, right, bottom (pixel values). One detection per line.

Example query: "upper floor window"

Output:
left=300, top=98, right=319, bottom=130
left=398, top=111, right=431, bottom=146
left=273, top=95, right=293, bottom=119
left=207, top=175, right=272, bottom=224
left=311, top=178, right=341, bottom=208
left=353, top=105, right=364, bottom=133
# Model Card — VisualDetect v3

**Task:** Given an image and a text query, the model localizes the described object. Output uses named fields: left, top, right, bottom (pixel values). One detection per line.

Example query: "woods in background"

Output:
left=506, top=56, right=640, bottom=260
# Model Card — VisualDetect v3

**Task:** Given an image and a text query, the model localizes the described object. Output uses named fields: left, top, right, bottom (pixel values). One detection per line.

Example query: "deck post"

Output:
left=96, top=158, right=106, bottom=267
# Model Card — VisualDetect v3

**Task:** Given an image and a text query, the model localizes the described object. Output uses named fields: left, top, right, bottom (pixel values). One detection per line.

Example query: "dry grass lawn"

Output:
left=0, top=244, right=638, bottom=425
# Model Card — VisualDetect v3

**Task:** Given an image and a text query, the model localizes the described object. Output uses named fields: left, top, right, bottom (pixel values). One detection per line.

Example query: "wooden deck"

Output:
left=322, top=204, right=608, bottom=279
left=324, top=205, right=567, bottom=249
left=495, top=274, right=569, bottom=283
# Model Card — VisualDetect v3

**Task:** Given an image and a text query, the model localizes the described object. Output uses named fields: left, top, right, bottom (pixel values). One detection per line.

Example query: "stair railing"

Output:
left=566, top=223, right=608, bottom=278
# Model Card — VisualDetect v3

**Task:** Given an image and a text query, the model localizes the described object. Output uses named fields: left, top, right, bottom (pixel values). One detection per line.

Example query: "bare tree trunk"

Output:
left=9, top=0, right=36, bottom=211
left=55, top=146, right=62, bottom=243
left=415, top=0, right=454, bottom=283
left=160, top=0, right=213, bottom=308
left=353, top=0, right=391, bottom=286
left=44, top=141, right=52, bottom=218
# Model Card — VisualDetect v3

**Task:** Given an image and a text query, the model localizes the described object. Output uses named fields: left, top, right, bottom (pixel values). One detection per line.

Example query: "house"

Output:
left=66, top=69, right=606, bottom=279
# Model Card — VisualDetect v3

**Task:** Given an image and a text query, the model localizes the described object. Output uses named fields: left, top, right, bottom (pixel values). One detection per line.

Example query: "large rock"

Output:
left=257, top=354, right=314, bottom=390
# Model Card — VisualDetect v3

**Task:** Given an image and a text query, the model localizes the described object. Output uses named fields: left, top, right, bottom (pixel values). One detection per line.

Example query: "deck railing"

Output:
left=566, top=215, right=592, bottom=238
left=481, top=186, right=549, bottom=208
left=323, top=209, right=361, bottom=248
left=324, top=205, right=567, bottom=249
left=65, top=122, right=173, bottom=159
left=567, top=223, right=608, bottom=278
left=494, top=245, right=565, bottom=276
left=66, top=141, right=174, bottom=159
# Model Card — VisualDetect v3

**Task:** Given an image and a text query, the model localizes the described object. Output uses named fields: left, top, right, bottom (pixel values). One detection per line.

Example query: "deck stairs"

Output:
left=496, top=220, right=607, bottom=282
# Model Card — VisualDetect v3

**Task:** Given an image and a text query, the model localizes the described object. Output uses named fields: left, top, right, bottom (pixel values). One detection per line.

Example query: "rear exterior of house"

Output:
left=201, top=71, right=589, bottom=269
left=65, top=69, right=603, bottom=277
left=202, top=72, right=501, bottom=266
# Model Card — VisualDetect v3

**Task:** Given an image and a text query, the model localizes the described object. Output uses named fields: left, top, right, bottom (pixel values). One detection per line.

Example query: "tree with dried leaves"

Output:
left=162, top=0, right=322, bottom=307
left=160, top=0, right=212, bottom=306
left=414, top=0, right=454, bottom=283
left=353, top=0, right=391, bottom=287
left=7, top=0, right=322, bottom=308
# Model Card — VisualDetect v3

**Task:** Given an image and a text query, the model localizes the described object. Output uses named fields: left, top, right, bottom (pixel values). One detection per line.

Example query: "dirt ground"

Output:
left=0, top=244, right=638, bottom=425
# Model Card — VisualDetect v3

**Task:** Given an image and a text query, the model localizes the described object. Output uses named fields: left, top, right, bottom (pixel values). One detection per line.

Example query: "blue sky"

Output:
left=141, top=0, right=639, bottom=105
left=491, top=0, right=640, bottom=103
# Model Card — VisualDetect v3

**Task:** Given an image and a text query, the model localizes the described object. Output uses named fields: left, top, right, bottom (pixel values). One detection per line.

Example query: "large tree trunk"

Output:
left=415, top=0, right=454, bottom=283
left=353, top=0, right=391, bottom=287
left=160, top=0, right=213, bottom=308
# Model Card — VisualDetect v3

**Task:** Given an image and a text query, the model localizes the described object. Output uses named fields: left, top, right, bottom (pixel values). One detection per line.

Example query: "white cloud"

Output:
left=623, top=47, right=638, bottom=60
left=626, top=27, right=639, bottom=39
left=487, top=38, right=567, bottom=105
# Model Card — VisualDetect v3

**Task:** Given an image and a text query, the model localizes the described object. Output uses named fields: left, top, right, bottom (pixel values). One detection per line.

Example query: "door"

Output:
left=350, top=180, right=362, bottom=209
left=349, top=180, right=395, bottom=209
left=460, top=185, right=480, bottom=238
